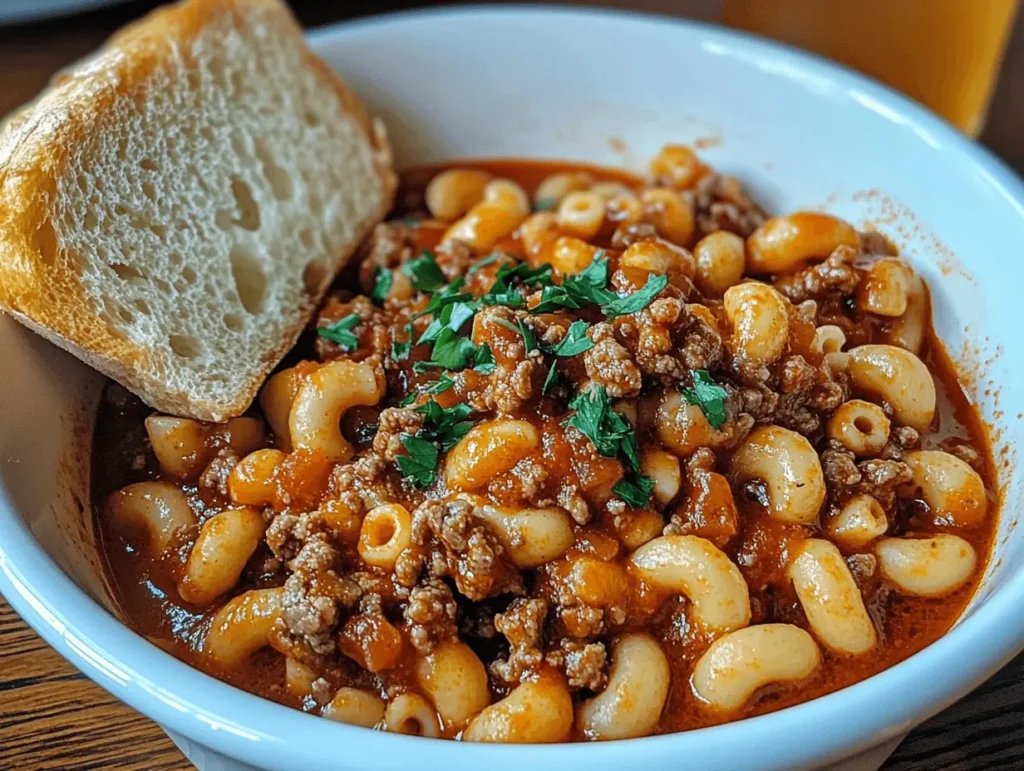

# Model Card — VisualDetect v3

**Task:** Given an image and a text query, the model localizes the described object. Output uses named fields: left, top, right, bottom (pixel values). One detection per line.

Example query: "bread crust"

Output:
left=0, top=0, right=396, bottom=422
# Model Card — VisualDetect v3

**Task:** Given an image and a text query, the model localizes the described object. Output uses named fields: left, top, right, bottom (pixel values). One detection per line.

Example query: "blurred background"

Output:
left=0, top=0, right=1021, bottom=170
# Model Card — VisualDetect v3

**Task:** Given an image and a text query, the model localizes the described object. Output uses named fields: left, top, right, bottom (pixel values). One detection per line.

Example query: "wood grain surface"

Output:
left=2, top=1, right=1024, bottom=770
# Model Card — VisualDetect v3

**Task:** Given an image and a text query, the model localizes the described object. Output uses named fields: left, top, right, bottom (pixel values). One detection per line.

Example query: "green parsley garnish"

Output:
left=552, top=320, right=593, bottom=357
left=563, top=386, right=640, bottom=472
left=370, top=266, right=393, bottom=304
left=602, top=273, right=669, bottom=317
left=496, top=261, right=554, bottom=287
left=467, top=253, right=505, bottom=274
left=534, top=197, right=557, bottom=211
left=317, top=313, right=360, bottom=350
left=529, top=284, right=584, bottom=314
left=418, top=299, right=476, bottom=344
left=402, top=250, right=446, bottom=293
left=395, top=399, right=479, bottom=487
left=542, top=360, right=563, bottom=396
left=419, top=276, right=474, bottom=318
left=396, top=435, right=438, bottom=488
left=473, top=343, right=496, bottom=374
left=481, top=261, right=553, bottom=308
left=427, top=327, right=478, bottom=370
left=495, top=317, right=537, bottom=353
left=681, top=370, right=729, bottom=429
left=391, top=321, right=413, bottom=361
left=612, top=474, right=655, bottom=508
left=527, top=252, right=667, bottom=318
left=416, top=400, right=475, bottom=450
left=529, top=253, right=614, bottom=313
left=481, top=287, right=525, bottom=309
left=423, top=373, right=455, bottom=396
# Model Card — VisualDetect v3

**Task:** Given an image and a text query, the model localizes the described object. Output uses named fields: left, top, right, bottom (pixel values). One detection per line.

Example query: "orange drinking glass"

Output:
left=722, top=0, right=1020, bottom=136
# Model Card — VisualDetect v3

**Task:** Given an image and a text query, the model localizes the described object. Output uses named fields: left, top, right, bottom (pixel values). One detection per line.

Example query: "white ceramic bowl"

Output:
left=2, top=7, right=1024, bottom=771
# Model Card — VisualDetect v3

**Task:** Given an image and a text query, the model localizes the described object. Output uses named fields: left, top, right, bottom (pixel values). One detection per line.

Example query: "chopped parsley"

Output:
left=563, top=386, right=640, bottom=472
left=317, top=313, right=360, bottom=350
left=467, top=253, right=504, bottom=274
left=495, top=317, right=537, bottom=353
left=418, top=298, right=476, bottom=344
left=426, top=327, right=478, bottom=370
left=398, top=372, right=456, bottom=406
left=370, top=266, right=393, bottom=304
left=613, top=474, right=655, bottom=508
left=396, top=435, right=438, bottom=488
left=528, top=252, right=668, bottom=319
left=534, top=197, right=558, bottom=211
left=551, top=320, right=593, bottom=357
left=496, top=261, right=554, bottom=287
left=542, top=360, right=563, bottom=396
left=420, top=276, right=474, bottom=318
left=529, top=252, right=614, bottom=314
left=481, top=287, right=525, bottom=309
left=416, top=400, right=475, bottom=450
left=473, top=343, right=496, bottom=374
left=402, top=250, right=446, bottom=293
left=396, top=398, right=479, bottom=487
left=529, top=284, right=584, bottom=314
left=391, top=321, right=413, bottom=361
left=681, top=370, right=729, bottom=429
left=482, top=261, right=553, bottom=308
left=602, top=273, right=669, bottom=317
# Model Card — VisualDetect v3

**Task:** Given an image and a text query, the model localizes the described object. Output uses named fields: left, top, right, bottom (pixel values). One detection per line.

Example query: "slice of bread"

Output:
left=0, top=0, right=396, bottom=421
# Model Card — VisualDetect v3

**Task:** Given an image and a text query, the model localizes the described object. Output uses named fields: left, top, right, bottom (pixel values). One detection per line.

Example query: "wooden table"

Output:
left=2, top=1, right=1024, bottom=769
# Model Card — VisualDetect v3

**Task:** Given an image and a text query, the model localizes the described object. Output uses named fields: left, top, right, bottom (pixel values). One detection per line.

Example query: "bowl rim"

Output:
left=3, top=5, right=1024, bottom=770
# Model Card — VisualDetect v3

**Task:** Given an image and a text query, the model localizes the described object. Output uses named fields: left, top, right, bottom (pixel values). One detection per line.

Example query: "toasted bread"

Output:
left=0, top=0, right=396, bottom=421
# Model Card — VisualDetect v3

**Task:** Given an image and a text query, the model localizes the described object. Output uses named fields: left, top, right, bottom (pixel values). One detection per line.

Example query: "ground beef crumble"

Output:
left=404, top=578, right=458, bottom=654
left=490, top=598, right=548, bottom=685
left=774, top=246, right=861, bottom=304
left=411, top=499, right=523, bottom=600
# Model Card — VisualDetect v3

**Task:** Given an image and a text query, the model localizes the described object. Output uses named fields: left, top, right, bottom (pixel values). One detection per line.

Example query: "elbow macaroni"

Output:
left=826, top=495, right=888, bottom=550
left=723, top=282, right=790, bottom=366
left=205, top=587, right=284, bottom=667
left=445, top=419, right=540, bottom=491
left=629, top=535, right=751, bottom=633
left=416, top=641, right=490, bottom=729
left=901, top=450, right=988, bottom=528
left=289, top=359, right=385, bottom=462
left=425, top=168, right=492, bottom=220
left=179, top=507, right=266, bottom=606
left=827, top=399, right=891, bottom=457
left=847, top=345, right=936, bottom=432
left=692, top=624, right=821, bottom=712
left=92, top=149, right=996, bottom=744
left=384, top=693, right=442, bottom=737
left=442, top=179, right=530, bottom=251
left=746, top=212, right=859, bottom=274
left=358, top=504, right=413, bottom=570
left=576, top=634, right=670, bottom=740
left=324, top=688, right=387, bottom=728
left=876, top=535, right=977, bottom=597
left=730, top=426, right=825, bottom=525
left=476, top=503, right=575, bottom=569
left=693, top=230, right=745, bottom=296
left=856, top=258, right=913, bottom=317
left=788, top=539, right=877, bottom=655
left=105, top=481, right=196, bottom=553
left=464, top=673, right=574, bottom=743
